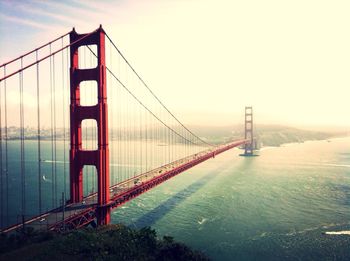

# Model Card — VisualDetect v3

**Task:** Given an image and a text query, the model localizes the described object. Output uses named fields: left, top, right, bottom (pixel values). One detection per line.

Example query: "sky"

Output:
left=0, top=0, right=350, bottom=128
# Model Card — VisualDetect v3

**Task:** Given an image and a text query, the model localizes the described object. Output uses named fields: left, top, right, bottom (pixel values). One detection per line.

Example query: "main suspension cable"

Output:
left=85, top=46, right=197, bottom=146
left=0, top=32, right=70, bottom=69
left=104, top=32, right=213, bottom=147
left=0, top=29, right=98, bottom=83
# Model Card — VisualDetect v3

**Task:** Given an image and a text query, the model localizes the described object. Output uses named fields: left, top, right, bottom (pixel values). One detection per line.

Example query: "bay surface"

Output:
left=111, top=137, right=350, bottom=260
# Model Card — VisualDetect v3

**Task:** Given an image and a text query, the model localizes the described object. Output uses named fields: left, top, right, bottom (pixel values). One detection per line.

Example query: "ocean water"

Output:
left=0, top=139, right=202, bottom=228
left=111, top=137, right=350, bottom=260
left=1, top=137, right=349, bottom=260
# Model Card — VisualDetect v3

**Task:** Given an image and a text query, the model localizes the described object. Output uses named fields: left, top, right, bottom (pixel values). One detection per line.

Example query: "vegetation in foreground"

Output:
left=0, top=224, right=210, bottom=261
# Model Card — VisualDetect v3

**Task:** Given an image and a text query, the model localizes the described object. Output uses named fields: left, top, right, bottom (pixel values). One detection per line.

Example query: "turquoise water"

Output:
left=1, top=137, right=349, bottom=260
left=0, top=139, right=202, bottom=228
left=111, top=138, right=350, bottom=260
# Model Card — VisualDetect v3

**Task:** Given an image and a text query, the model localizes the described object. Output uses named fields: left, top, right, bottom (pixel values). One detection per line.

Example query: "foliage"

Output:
left=0, top=224, right=210, bottom=261
left=0, top=227, right=54, bottom=254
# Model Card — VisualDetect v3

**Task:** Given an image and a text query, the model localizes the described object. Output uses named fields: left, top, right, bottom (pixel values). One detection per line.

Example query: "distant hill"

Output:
left=254, top=125, right=335, bottom=147
left=188, top=124, right=345, bottom=147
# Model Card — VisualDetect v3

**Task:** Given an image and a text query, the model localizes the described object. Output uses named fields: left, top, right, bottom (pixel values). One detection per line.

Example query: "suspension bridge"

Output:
left=0, top=26, right=255, bottom=233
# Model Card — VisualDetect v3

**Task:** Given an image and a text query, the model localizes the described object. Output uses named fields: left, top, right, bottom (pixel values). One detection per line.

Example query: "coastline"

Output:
left=259, top=135, right=350, bottom=149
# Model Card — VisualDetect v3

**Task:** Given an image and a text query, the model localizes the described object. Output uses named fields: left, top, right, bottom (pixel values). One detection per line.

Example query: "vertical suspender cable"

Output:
left=62, top=38, right=66, bottom=203
left=121, top=68, right=124, bottom=181
left=149, top=106, right=151, bottom=169
left=139, top=94, right=141, bottom=174
left=126, top=68, right=130, bottom=179
left=125, top=67, right=128, bottom=180
left=171, top=120, right=173, bottom=162
left=151, top=111, right=154, bottom=169
left=183, top=128, right=185, bottom=157
left=158, top=108, right=161, bottom=166
left=129, top=76, right=132, bottom=179
left=116, top=76, right=119, bottom=182
left=174, top=120, right=176, bottom=161
left=0, top=67, right=3, bottom=229
left=163, top=109, right=165, bottom=166
left=145, top=105, right=148, bottom=172
left=168, top=126, right=170, bottom=164
left=90, top=49, right=95, bottom=193
left=49, top=44, right=54, bottom=209
left=155, top=107, right=158, bottom=168
left=118, top=53, right=121, bottom=182
left=163, top=109, right=165, bottom=165
left=188, top=130, right=190, bottom=156
left=168, top=117, right=170, bottom=164
left=36, top=50, right=42, bottom=217
left=109, top=73, right=113, bottom=185
left=149, top=106, right=151, bottom=170
left=153, top=109, right=156, bottom=168
left=109, top=42, right=114, bottom=185
left=148, top=105, right=150, bottom=170
left=170, top=120, right=173, bottom=162
left=123, top=69, right=126, bottom=181
left=127, top=72, right=131, bottom=179
left=53, top=54, right=57, bottom=210
left=174, top=122, right=176, bottom=160
left=19, top=57, right=25, bottom=223
left=133, top=82, right=136, bottom=177
left=155, top=112, right=157, bottom=167
left=4, top=66, right=8, bottom=227
left=83, top=47, right=89, bottom=195
left=65, top=46, right=69, bottom=198
left=139, top=92, right=142, bottom=175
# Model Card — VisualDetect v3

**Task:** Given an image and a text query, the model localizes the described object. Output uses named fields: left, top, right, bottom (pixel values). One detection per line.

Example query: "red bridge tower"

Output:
left=69, top=26, right=110, bottom=225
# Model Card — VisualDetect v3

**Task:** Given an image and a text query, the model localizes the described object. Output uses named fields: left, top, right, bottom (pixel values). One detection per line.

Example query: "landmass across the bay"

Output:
left=188, top=124, right=349, bottom=147
left=1, top=124, right=348, bottom=148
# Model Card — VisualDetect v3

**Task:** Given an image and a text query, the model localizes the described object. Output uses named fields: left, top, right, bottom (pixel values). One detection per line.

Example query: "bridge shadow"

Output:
left=131, top=160, right=235, bottom=228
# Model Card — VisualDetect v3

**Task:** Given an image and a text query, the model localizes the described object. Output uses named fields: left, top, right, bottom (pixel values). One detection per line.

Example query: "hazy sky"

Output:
left=1, top=0, right=349, bottom=127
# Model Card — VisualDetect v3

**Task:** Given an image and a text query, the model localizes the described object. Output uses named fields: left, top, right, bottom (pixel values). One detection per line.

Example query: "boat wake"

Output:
left=198, top=218, right=208, bottom=225
left=325, top=231, right=350, bottom=235
left=42, top=175, right=52, bottom=183
left=322, top=163, right=350, bottom=168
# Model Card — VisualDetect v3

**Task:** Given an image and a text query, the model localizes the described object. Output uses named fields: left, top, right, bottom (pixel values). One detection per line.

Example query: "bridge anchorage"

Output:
left=0, top=25, right=252, bottom=234
left=240, top=106, right=259, bottom=157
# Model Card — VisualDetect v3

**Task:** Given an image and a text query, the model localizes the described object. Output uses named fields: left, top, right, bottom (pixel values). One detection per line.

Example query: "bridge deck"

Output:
left=1, top=140, right=246, bottom=233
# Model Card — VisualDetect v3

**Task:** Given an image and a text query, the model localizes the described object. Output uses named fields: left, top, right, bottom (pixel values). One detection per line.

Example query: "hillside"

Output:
left=0, top=225, right=209, bottom=261
left=189, top=124, right=343, bottom=147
